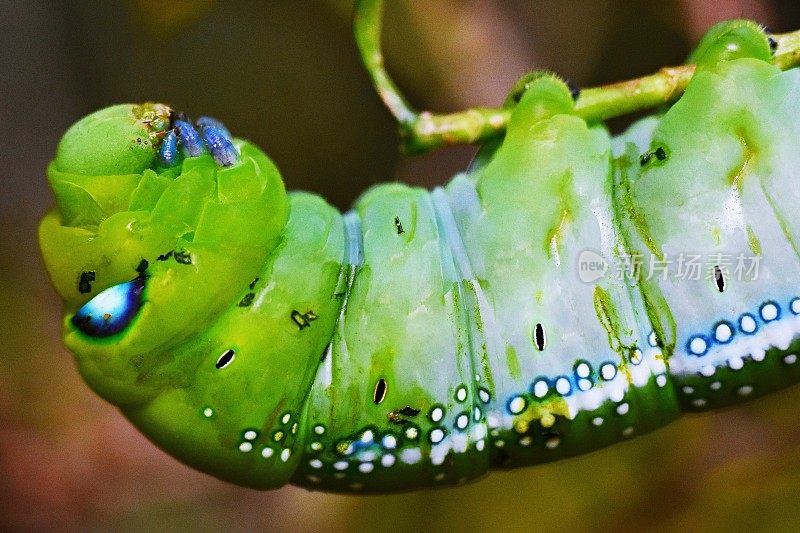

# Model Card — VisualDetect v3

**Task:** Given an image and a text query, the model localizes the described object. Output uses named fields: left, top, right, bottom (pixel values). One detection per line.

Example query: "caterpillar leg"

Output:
left=616, top=57, right=800, bottom=411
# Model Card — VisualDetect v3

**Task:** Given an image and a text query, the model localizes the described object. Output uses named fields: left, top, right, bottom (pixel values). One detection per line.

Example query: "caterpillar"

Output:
left=38, top=1, right=800, bottom=494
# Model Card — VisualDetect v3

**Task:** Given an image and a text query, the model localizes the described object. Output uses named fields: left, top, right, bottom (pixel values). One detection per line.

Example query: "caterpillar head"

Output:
left=39, top=103, right=288, bottom=406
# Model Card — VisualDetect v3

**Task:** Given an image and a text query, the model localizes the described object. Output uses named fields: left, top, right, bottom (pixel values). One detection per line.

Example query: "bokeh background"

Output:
left=4, top=0, right=800, bottom=530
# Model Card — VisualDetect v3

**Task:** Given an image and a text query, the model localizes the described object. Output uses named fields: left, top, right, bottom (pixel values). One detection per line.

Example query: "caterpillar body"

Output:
left=39, top=15, right=800, bottom=493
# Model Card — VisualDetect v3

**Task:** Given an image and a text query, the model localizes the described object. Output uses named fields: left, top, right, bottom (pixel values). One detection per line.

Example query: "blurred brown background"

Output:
left=3, top=0, right=800, bottom=531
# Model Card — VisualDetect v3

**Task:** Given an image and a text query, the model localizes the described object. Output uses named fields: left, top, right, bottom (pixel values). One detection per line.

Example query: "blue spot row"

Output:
left=686, top=298, right=798, bottom=356
left=510, top=333, right=658, bottom=410
left=523, top=350, right=649, bottom=402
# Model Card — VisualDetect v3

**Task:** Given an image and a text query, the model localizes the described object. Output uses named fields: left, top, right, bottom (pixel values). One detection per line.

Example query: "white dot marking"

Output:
left=382, top=434, right=397, bottom=449
left=761, top=303, right=778, bottom=321
left=600, top=364, right=617, bottom=381
left=648, top=331, right=658, bottom=347
left=456, top=386, right=468, bottom=402
left=689, top=336, right=707, bottom=355
left=508, top=396, right=526, bottom=414
left=715, top=323, right=732, bottom=343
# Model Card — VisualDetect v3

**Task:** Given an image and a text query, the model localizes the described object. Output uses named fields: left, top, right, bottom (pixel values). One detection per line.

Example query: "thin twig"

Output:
left=354, top=0, right=800, bottom=155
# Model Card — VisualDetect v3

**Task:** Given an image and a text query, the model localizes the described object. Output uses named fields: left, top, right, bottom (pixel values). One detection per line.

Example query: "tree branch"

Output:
left=354, top=0, right=800, bottom=155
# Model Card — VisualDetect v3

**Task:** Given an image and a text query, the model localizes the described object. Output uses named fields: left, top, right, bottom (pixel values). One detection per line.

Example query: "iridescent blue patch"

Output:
left=200, top=126, right=239, bottom=167
left=71, top=278, right=145, bottom=337
left=158, top=130, right=180, bottom=167
left=174, top=119, right=204, bottom=157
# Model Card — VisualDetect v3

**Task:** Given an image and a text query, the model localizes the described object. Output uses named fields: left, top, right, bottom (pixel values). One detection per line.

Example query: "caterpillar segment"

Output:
left=37, top=20, right=800, bottom=492
left=614, top=57, right=800, bottom=412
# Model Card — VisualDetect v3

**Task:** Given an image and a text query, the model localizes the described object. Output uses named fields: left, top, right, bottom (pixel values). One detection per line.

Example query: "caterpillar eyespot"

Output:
left=36, top=2, right=800, bottom=493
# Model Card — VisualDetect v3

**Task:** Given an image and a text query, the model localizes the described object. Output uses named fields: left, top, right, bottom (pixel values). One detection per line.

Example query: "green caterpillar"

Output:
left=39, top=13, right=800, bottom=493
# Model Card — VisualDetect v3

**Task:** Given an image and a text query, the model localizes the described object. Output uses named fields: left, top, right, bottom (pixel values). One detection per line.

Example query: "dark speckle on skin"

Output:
left=388, top=405, right=420, bottom=424
left=768, top=36, right=778, bottom=52
left=566, top=80, right=581, bottom=101
left=156, top=249, right=192, bottom=264
left=399, top=406, right=420, bottom=417
left=640, top=146, right=669, bottom=166
left=291, top=310, right=318, bottom=330
left=78, top=271, right=95, bottom=294
left=173, top=249, right=192, bottom=264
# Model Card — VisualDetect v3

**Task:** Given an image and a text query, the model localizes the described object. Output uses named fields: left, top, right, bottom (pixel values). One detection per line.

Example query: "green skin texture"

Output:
left=38, top=22, right=800, bottom=492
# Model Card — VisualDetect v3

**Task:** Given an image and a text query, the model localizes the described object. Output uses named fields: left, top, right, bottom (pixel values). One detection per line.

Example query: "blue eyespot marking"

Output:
left=759, top=300, right=780, bottom=322
left=158, top=130, right=180, bottom=167
left=739, top=313, right=758, bottom=334
left=174, top=119, right=204, bottom=157
left=200, top=126, right=239, bottom=167
left=71, top=278, right=145, bottom=337
left=686, top=334, right=709, bottom=356
left=713, top=321, right=734, bottom=344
